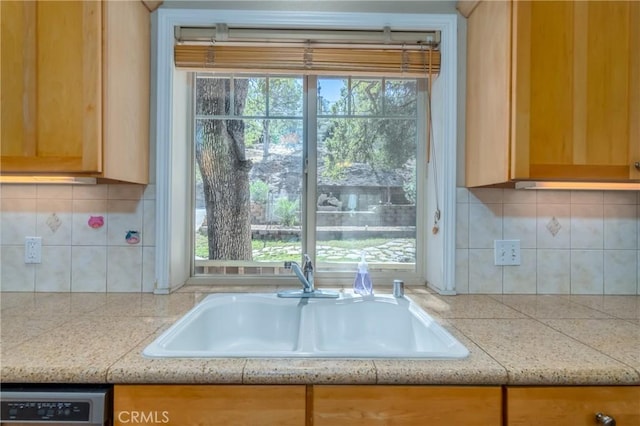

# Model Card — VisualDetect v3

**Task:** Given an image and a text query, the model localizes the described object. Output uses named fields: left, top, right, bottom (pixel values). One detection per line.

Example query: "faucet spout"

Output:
left=278, top=254, right=338, bottom=298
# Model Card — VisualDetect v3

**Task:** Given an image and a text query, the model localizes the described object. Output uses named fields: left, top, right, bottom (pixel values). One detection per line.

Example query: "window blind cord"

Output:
left=424, top=48, right=440, bottom=235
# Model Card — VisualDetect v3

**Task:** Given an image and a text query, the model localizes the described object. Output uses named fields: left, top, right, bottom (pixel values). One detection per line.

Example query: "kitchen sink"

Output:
left=143, top=292, right=469, bottom=359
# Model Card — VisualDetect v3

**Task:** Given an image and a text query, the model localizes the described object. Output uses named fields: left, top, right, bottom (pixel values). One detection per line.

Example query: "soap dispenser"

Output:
left=353, top=251, right=373, bottom=296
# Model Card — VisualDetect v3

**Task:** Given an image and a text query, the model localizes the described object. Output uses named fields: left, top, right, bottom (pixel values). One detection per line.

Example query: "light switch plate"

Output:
left=494, top=239, right=521, bottom=266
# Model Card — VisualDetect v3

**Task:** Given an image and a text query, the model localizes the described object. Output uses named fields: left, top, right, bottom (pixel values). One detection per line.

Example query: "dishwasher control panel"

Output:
left=2, top=400, right=91, bottom=422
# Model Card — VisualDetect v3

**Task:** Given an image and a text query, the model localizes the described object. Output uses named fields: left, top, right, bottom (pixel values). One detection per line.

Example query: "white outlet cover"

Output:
left=494, top=239, right=521, bottom=266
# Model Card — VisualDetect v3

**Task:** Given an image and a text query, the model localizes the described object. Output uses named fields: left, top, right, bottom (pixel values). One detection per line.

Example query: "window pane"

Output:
left=318, top=77, right=348, bottom=115
left=269, top=77, right=303, bottom=116
left=384, top=79, right=417, bottom=116
left=316, top=77, right=418, bottom=273
left=194, top=75, right=304, bottom=276
left=351, top=78, right=382, bottom=115
left=196, top=76, right=230, bottom=115
left=243, top=77, right=267, bottom=116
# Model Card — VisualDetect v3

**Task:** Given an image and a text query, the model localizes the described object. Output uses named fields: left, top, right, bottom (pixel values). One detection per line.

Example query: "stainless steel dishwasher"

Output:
left=0, top=385, right=111, bottom=425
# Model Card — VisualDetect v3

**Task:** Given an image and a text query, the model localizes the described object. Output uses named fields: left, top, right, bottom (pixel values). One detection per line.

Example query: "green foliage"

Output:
left=320, top=79, right=417, bottom=179
left=243, top=77, right=304, bottom=150
left=250, top=180, right=269, bottom=204
left=403, top=161, right=417, bottom=204
left=274, top=197, right=299, bottom=227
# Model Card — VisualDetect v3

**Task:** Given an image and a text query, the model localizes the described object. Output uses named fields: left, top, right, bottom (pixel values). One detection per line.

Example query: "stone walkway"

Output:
left=253, top=239, right=416, bottom=263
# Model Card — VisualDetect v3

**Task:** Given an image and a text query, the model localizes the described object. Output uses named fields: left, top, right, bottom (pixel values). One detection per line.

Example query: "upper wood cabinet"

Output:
left=0, top=1, right=150, bottom=184
left=464, top=0, right=640, bottom=187
left=507, top=386, right=640, bottom=426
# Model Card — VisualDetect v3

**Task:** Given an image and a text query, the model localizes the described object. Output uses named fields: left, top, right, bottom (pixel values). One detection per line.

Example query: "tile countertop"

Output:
left=0, top=286, right=638, bottom=386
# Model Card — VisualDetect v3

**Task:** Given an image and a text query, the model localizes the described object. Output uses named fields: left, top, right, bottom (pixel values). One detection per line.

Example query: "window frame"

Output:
left=152, top=7, right=458, bottom=294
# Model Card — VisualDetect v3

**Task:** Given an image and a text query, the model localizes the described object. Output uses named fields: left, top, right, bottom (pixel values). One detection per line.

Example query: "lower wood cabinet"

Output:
left=113, top=385, right=306, bottom=426
left=113, top=384, right=639, bottom=426
left=114, top=384, right=502, bottom=426
left=312, top=385, right=502, bottom=426
left=507, top=386, right=640, bottom=426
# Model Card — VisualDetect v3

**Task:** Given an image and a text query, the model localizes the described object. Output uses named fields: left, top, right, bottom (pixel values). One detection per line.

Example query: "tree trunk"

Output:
left=196, top=78, right=252, bottom=260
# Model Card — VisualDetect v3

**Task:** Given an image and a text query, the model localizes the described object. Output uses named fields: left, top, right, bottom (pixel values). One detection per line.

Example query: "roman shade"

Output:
left=174, top=26, right=441, bottom=77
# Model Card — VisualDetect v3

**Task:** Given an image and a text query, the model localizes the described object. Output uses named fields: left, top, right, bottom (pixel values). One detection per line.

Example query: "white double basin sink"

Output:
left=143, top=292, right=469, bottom=359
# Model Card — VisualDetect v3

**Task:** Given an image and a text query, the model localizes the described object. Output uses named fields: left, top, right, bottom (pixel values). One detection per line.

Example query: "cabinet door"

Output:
left=507, top=386, right=640, bottom=426
left=513, top=0, right=639, bottom=181
left=313, top=385, right=502, bottom=426
left=464, top=0, right=512, bottom=187
left=0, top=1, right=101, bottom=173
left=113, top=385, right=306, bottom=426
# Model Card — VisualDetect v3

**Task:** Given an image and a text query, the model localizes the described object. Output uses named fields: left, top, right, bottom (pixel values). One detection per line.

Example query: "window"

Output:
left=193, top=74, right=426, bottom=283
left=153, top=8, right=458, bottom=293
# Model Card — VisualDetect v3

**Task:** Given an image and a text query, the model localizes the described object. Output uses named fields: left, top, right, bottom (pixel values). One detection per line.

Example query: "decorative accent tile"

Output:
left=537, top=204, right=570, bottom=249
left=546, top=216, right=561, bottom=237
left=36, top=199, right=72, bottom=246
left=107, top=200, right=143, bottom=246
left=71, top=200, right=107, bottom=246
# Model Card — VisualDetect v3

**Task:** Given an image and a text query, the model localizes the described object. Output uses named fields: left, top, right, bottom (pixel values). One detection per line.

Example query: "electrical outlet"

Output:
left=24, top=237, right=42, bottom=264
left=494, top=239, right=521, bottom=266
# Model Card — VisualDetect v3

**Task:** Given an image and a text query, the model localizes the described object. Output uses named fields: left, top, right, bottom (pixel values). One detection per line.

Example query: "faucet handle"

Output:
left=284, top=261, right=293, bottom=269
left=302, top=254, right=313, bottom=271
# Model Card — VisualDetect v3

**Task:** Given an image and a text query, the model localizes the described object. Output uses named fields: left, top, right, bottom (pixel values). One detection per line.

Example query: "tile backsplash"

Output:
left=456, top=188, right=640, bottom=295
left=0, top=184, right=156, bottom=292
left=1, top=184, right=638, bottom=294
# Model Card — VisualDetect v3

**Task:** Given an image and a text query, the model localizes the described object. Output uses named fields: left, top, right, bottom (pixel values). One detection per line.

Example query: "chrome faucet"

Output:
left=284, top=254, right=314, bottom=293
left=278, top=254, right=339, bottom=299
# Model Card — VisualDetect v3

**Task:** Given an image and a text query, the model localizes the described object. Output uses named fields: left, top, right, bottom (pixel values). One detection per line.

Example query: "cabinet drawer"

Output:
left=507, top=386, right=640, bottom=426
left=313, top=385, right=502, bottom=426
left=114, top=384, right=306, bottom=426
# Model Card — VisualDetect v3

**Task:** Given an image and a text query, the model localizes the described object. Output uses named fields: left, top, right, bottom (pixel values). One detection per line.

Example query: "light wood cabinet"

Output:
left=113, top=385, right=306, bottom=426
left=507, top=386, right=640, bottom=426
left=0, top=0, right=149, bottom=184
left=114, top=384, right=501, bottom=426
left=464, top=0, right=640, bottom=186
left=312, top=385, right=502, bottom=426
